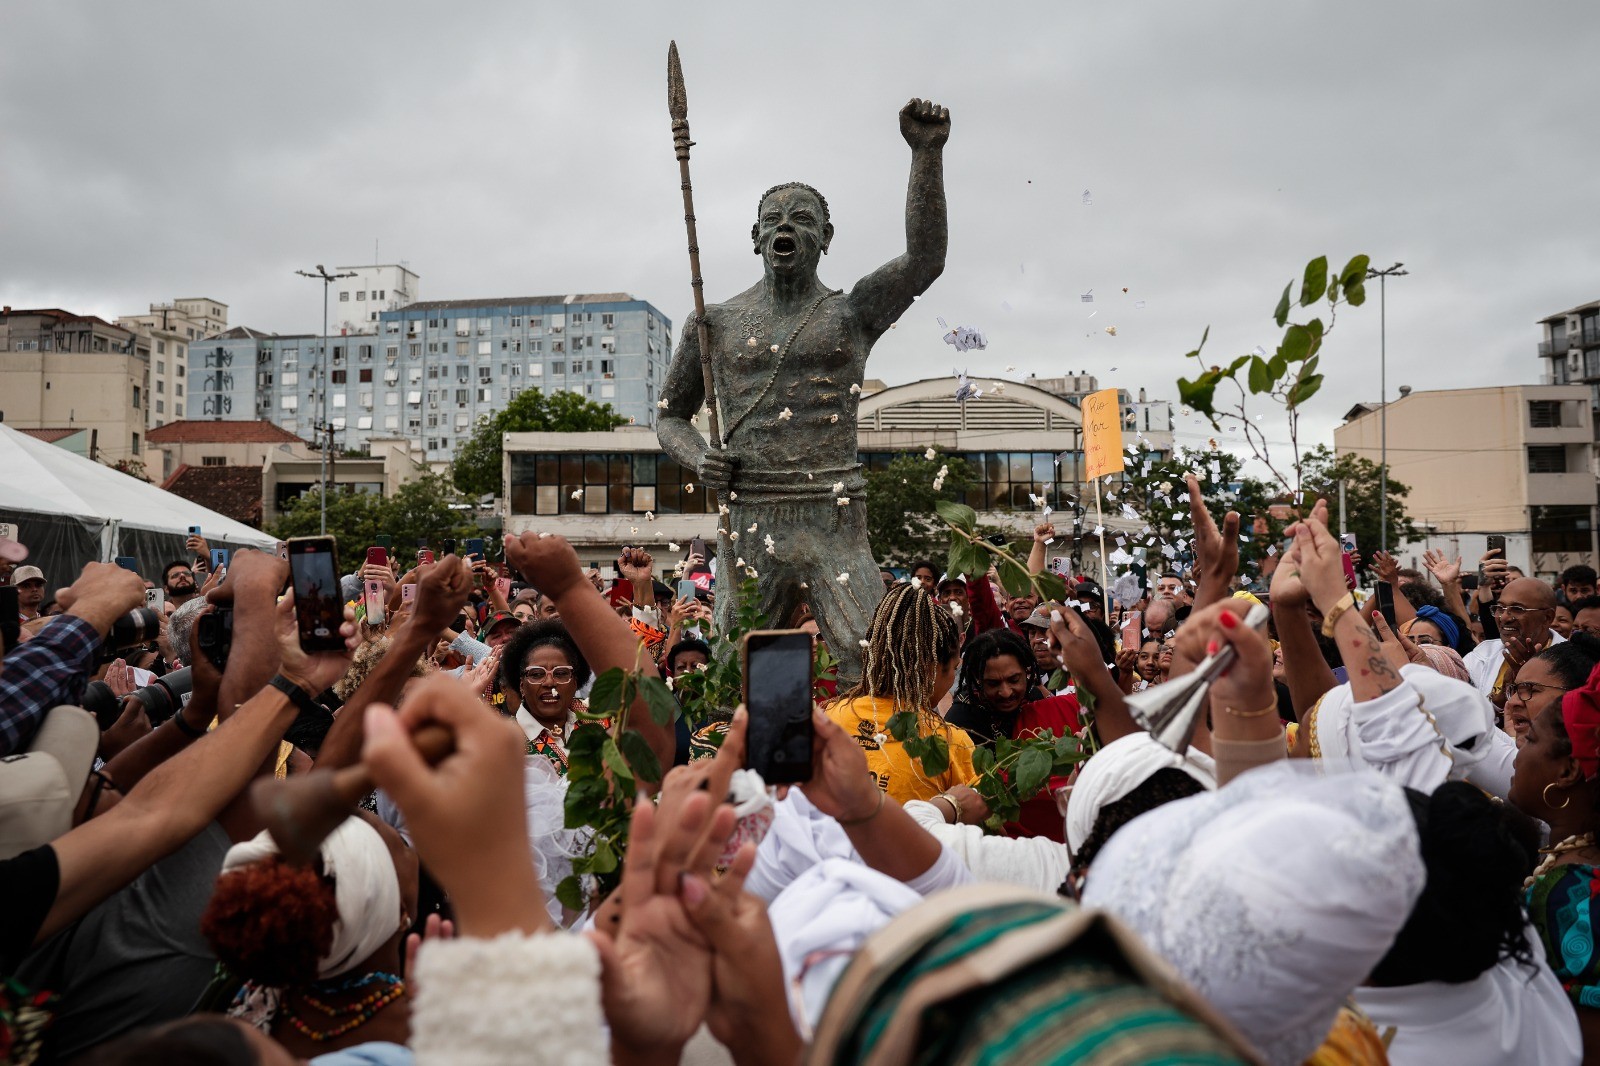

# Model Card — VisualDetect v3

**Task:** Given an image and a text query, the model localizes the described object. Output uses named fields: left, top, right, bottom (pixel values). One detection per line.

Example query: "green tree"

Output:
left=863, top=452, right=975, bottom=567
left=1299, top=444, right=1415, bottom=576
left=268, top=473, right=480, bottom=563
left=451, top=390, right=627, bottom=499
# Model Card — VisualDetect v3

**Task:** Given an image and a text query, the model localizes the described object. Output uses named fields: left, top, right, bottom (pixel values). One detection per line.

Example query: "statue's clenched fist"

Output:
left=899, top=98, right=950, bottom=150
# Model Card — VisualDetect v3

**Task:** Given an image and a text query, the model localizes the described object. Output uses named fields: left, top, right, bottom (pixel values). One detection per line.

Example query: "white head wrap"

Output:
left=1082, top=760, right=1425, bottom=1066
left=1064, top=732, right=1216, bottom=855
left=1310, top=668, right=1497, bottom=793
left=221, top=815, right=403, bottom=979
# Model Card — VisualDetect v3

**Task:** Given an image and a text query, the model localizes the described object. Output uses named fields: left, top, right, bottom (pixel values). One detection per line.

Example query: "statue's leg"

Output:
left=803, top=501, right=885, bottom=686
left=717, top=503, right=803, bottom=638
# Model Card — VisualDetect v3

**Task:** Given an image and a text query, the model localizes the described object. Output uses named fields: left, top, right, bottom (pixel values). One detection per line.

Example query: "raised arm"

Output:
left=847, top=99, right=949, bottom=335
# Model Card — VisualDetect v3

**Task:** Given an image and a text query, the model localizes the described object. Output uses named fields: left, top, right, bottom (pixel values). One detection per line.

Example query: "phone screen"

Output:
left=289, top=537, right=345, bottom=652
left=441, top=538, right=457, bottom=558
left=365, top=580, right=387, bottom=627
left=210, top=548, right=230, bottom=571
left=742, top=630, right=815, bottom=784
left=0, top=588, right=19, bottom=653
left=417, top=549, right=435, bottom=566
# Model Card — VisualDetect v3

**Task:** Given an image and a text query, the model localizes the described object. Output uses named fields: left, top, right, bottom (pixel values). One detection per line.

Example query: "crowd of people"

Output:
left=4, top=480, right=1600, bottom=1066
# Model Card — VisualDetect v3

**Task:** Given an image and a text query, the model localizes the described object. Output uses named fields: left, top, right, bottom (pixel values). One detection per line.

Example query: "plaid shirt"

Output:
left=0, top=615, right=99, bottom=756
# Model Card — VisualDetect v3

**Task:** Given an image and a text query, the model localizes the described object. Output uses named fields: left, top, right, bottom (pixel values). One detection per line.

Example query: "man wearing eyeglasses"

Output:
left=1463, top=576, right=1564, bottom=710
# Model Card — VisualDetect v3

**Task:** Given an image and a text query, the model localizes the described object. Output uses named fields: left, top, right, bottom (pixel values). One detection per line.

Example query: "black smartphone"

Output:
left=115, top=556, right=139, bottom=573
left=1486, top=534, right=1506, bottom=557
left=374, top=534, right=393, bottom=550
left=741, top=629, right=815, bottom=784
left=1375, top=582, right=1397, bottom=631
left=1461, top=573, right=1480, bottom=592
left=442, top=538, right=457, bottom=558
left=464, top=537, right=486, bottom=560
left=196, top=606, right=233, bottom=670
left=688, top=536, right=708, bottom=562
left=0, top=587, right=19, bottom=653
left=288, top=536, right=345, bottom=653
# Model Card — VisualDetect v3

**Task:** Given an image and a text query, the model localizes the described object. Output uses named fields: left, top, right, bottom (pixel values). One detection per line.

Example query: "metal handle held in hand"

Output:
left=1123, top=602, right=1271, bottom=753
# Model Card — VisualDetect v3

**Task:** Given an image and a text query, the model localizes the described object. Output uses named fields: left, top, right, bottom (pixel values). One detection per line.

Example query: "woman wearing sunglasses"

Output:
left=497, top=619, right=601, bottom=774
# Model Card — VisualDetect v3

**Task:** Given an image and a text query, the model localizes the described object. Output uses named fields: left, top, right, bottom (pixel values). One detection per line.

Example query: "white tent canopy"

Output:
left=0, top=422, right=275, bottom=583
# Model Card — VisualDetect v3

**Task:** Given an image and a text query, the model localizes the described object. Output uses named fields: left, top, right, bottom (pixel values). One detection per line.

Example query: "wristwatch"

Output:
left=268, top=674, right=324, bottom=719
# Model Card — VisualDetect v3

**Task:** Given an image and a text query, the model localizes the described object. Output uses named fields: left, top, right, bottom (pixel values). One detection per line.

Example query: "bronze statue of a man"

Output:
left=658, top=98, right=950, bottom=681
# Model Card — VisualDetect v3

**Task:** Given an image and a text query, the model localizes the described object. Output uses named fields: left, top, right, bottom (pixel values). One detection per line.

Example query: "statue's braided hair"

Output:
left=843, top=582, right=961, bottom=716
left=755, top=182, right=830, bottom=225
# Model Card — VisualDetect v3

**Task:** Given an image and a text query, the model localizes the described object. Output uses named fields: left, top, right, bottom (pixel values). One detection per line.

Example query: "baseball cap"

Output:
left=483, top=610, right=521, bottom=635
left=0, top=706, right=100, bottom=859
left=11, top=565, right=44, bottom=586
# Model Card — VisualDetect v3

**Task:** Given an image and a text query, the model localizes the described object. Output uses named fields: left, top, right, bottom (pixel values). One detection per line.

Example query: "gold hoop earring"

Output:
left=1544, top=782, right=1572, bottom=810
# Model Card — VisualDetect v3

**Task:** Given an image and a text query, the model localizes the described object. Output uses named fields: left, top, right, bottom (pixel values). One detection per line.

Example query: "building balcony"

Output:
left=1540, top=340, right=1565, bottom=357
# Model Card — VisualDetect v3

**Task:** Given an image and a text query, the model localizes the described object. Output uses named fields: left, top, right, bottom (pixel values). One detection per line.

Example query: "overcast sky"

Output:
left=4, top=1, right=1596, bottom=477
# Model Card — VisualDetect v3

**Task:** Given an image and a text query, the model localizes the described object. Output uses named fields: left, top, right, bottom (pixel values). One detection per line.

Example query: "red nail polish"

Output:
left=1219, top=610, right=1237, bottom=630
left=1206, top=639, right=1220, bottom=656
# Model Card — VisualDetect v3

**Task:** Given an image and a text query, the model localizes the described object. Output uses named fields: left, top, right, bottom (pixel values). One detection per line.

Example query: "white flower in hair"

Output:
left=837, top=571, right=850, bottom=584
left=778, top=407, right=793, bottom=420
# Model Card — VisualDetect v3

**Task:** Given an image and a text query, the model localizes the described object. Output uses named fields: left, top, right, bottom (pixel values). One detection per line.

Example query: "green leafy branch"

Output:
left=971, top=731, right=1087, bottom=831
left=1176, top=254, right=1370, bottom=500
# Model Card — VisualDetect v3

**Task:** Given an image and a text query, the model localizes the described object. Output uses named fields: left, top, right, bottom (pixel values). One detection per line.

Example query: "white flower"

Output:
left=685, top=483, right=695, bottom=493
left=778, top=407, right=793, bottom=420
left=657, top=398, right=669, bottom=409
left=836, top=497, right=851, bottom=506
left=747, top=522, right=758, bottom=533
left=718, top=503, right=730, bottom=516
left=746, top=337, right=759, bottom=349
left=668, top=542, right=681, bottom=551
left=736, top=557, right=747, bottom=567
left=858, top=639, right=870, bottom=648
left=937, top=464, right=949, bottom=477
left=664, top=674, right=675, bottom=691
left=729, top=531, right=739, bottom=542
left=832, top=481, right=845, bottom=494
left=924, top=447, right=937, bottom=460
left=873, top=732, right=887, bottom=745
left=729, top=491, right=738, bottom=500
left=837, top=572, right=850, bottom=584
left=764, top=534, right=776, bottom=555
left=570, top=489, right=582, bottom=500
left=744, top=567, right=758, bottom=579
left=949, top=603, right=964, bottom=617
left=932, top=478, right=945, bottom=491
left=630, top=526, right=639, bottom=534
left=645, top=511, right=655, bottom=522
left=849, top=383, right=861, bottom=395
left=828, top=414, right=839, bottom=423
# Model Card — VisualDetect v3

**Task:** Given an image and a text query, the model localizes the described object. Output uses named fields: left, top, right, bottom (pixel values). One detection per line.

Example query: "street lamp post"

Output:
left=297, top=266, right=357, bottom=534
left=1366, top=262, right=1408, bottom=553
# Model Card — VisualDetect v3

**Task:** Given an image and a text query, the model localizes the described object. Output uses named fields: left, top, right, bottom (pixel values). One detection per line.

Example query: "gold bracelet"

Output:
left=1319, top=592, right=1356, bottom=637
left=1221, top=701, right=1280, bottom=718
left=930, top=794, right=960, bottom=823
left=837, top=789, right=887, bottom=827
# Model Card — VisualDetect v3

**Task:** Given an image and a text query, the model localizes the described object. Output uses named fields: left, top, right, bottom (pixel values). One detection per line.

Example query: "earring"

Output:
left=1544, top=782, right=1572, bottom=810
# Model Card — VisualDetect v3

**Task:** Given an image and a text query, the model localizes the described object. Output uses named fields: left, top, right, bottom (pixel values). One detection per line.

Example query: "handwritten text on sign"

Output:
left=1082, top=388, right=1126, bottom=481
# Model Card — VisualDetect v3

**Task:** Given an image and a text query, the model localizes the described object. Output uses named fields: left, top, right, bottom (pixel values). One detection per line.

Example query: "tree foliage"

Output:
left=863, top=452, right=976, bottom=567
left=451, top=389, right=627, bottom=499
left=1299, top=444, right=1416, bottom=575
left=267, top=473, right=481, bottom=562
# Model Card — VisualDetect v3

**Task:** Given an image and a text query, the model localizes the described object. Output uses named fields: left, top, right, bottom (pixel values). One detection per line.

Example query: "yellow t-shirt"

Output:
left=825, top=694, right=979, bottom=804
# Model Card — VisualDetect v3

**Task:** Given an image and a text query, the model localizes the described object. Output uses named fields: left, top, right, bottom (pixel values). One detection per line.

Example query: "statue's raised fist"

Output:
left=899, top=98, right=950, bottom=150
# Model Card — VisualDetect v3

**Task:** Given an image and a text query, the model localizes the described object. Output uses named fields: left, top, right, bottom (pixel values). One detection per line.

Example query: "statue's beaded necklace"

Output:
left=722, top=288, right=841, bottom=443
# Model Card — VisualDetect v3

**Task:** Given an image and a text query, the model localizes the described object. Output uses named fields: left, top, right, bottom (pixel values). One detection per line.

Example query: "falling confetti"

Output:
left=747, top=522, right=759, bottom=533
left=645, top=511, right=655, bottom=522
left=657, top=398, right=669, bottom=409
left=942, top=324, right=988, bottom=352
left=668, top=542, right=681, bottom=551
left=685, top=483, right=695, bottom=494
left=1104, top=326, right=1117, bottom=336
left=1082, top=189, right=1093, bottom=205
left=837, top=572, right=850, bottom=584
left=778, top=407, right=793, bottom=420
left=1135, top=300, right=1147, bottom=309
left=1081, top=290, right=1094, bottom=303
left=570, top=489, right=582, bottom=500
left=828, top=413, right=839, bottom=424
left=836, top=497, right=851, bottom=506
left=849, top=383, right=861, bottom=395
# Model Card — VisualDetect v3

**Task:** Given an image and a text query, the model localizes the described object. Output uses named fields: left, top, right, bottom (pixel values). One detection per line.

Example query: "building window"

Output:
left=155, top=400, right=165, bottom=414
left=175, top=383, right=184, bottom=396
left=1528, top=445, right=1569, bottom=473
left=331, top=370, right=347, bottom=384
left=340, top=292, right=350, bottom=302
left=201, top=456, right=227, bottom=467
left=359, top=344, right=373, bottom=360
left=156, top=380, right=165, bottom=394
left=132, top=386, right=142, bottom=409
left=1529, top=400, right=1564, bottom=428
left=1532, top=504, right=1593, bottom=555
left=456, top=341, right=470, bottom=356
left=507, top=451, right=712, bottom=517
left=356, top=291, right=366, bottom=301
left=409, top=343, right=421, bottom=358
left=602, top=313, right=615, bottom=329
left=478, top=366, right=493, bottom=384
left=479, top=340, right=492, bottom=355
left=552, top=361, right=565, bottom=375
left=156, top=360, right=165, bottom=374
left=132, top=432, right=140, bottom=452
left=600, top=383, right=616, bottom=398
left=530, top=363, right=543, bottom=377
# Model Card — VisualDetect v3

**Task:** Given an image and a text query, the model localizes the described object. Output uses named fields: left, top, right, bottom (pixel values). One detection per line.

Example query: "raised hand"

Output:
left=1270, top=538, right=1310, bottom=609
left=1185, top=474, right=1240, bottom=601
left=103, top=658, right=136, bottom=698
left=1048, top=604, right=1109, bottom=681
left=795, top=707, right=884, bottom=823
left=1373, top=550, right=1401, bottom=586
left=273, top=592, right=360, bottom=694
left=459, top=648, right=501, bottom=700
left=1422, top=548, right=1462, bottom=586
left=899, top=97, right=950, bottom=151
left=618, top=546, right=656, bottom=587
left=1373, top=614, right=1427, bottom=672
left=1033, top=522, right=1056, bottom=545
left=411, top=556, right=473, bottom=633
left=1290, top=515, right=1350, bottom=617
left=503, top=532, right=587, bottom=602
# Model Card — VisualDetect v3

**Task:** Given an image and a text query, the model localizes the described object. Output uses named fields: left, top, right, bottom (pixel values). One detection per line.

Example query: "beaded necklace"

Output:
left=282, top=970, right=405, bottom=1043
left=1524, top=832, right=1598, bottom=890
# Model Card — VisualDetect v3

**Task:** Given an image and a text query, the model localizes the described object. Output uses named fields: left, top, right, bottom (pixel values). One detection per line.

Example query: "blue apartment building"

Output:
left=188, top=293, right=672, bottom=463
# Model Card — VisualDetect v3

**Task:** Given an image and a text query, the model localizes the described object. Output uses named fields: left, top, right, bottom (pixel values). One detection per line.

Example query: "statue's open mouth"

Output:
left=771, top=235, right=797, bottom=255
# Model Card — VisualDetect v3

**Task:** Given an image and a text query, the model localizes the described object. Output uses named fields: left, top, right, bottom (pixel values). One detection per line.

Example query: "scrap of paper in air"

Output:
left=1081, top=290, right=1094, bottom=303
left=1082, top=189, right=1093, bottom=205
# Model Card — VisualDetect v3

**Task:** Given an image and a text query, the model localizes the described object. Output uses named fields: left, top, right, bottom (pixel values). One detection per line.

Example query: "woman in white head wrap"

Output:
left=200, top=812, right=418, bottom=1058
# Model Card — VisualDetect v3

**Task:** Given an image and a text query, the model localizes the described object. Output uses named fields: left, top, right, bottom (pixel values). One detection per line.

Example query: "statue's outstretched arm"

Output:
left=848, top=98, right=950, bottom=338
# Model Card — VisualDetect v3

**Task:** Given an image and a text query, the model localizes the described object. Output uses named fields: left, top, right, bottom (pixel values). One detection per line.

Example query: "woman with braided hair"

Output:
left=824, top=582, right=980, bottom=804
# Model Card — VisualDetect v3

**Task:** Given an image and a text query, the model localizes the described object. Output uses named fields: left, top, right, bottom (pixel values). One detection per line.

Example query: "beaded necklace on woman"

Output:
left=1524, top=832, right=1600, bottom=890
left=280, top=970, right=406, bottom=1043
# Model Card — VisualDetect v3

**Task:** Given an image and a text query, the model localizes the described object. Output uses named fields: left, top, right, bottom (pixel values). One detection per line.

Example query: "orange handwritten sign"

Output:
left=1082, top=388, right=1126, bottom=481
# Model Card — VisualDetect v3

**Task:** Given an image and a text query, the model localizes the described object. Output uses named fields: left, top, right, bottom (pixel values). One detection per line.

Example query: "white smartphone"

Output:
left=145, top=588, right=165, bottom=612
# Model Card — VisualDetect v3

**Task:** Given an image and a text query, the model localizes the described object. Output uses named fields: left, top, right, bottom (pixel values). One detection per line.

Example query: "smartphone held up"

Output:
left=741, top=629, right=815, bottom=784
left=288, top=537, right=345, bottom=653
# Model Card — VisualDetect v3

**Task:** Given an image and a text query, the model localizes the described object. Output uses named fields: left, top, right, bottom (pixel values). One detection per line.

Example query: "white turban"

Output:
left=1064, top=732, right=1215, bottom=855
left=1082, top=760, right=1425, bottom=1066
left=223, top=815, right=403, bottom=978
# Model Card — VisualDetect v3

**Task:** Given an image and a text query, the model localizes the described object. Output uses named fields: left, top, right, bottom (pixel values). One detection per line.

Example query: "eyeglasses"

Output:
left=521, top=666, right=576, bottom=684
left=1505, top=680, right=1563, bottom=702
left=1490, top=603, right=1548, bottom=619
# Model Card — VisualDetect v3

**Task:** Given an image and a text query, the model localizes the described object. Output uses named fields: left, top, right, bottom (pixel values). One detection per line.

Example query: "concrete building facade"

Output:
left=145, top=419, right=314, bottom=484
left=329, top=265, right=420, bottom=334
left=501, top=376, right=1172, bottom=571
left=117, top=298, right=228, bottom=432
left=1538, top=299, right=1600, bottom=401
left=1334, top=384, right=1597, bottom=579
left=0, top=308, right=150, bottom=465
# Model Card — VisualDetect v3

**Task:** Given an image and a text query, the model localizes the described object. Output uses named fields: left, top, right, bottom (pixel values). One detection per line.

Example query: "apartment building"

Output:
left=0, top=307, right=150, bottom=463
left=1334, top=384, right=1597, bottom=578
left=116, top=298, right=228, bottom=431
left=328, top=264, right=420, bottom=334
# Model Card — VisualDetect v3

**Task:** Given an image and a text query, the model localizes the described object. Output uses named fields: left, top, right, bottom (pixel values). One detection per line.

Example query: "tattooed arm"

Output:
left=1293, top=511, right=1402, bottom=705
